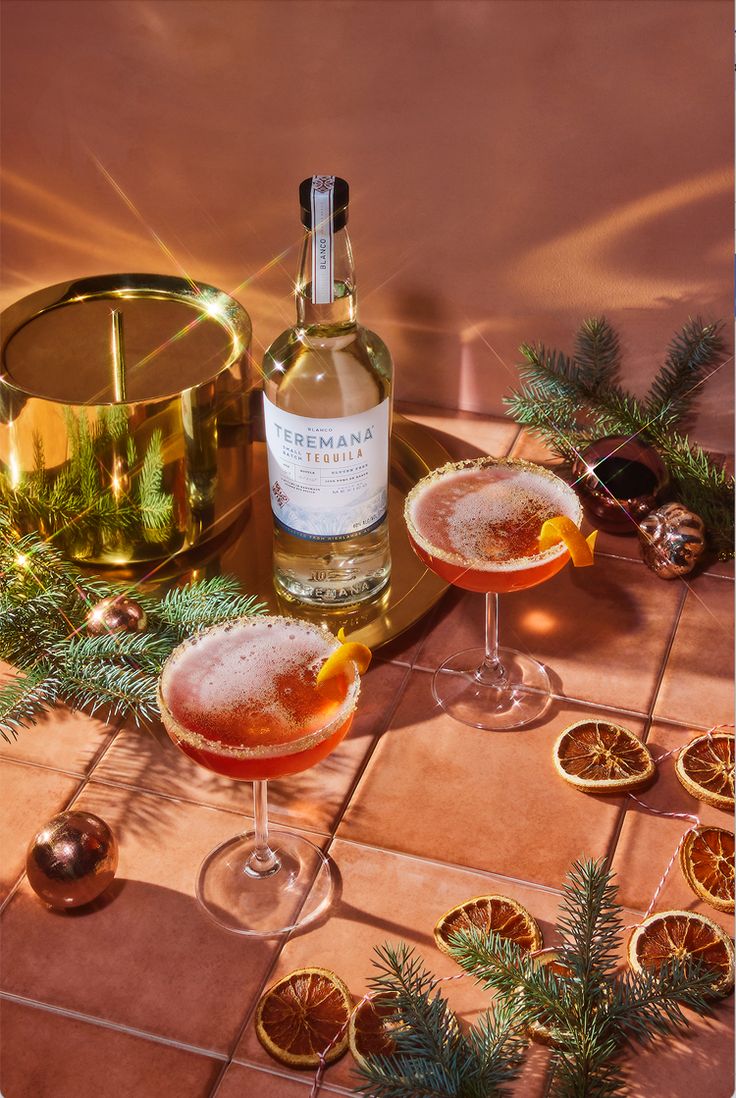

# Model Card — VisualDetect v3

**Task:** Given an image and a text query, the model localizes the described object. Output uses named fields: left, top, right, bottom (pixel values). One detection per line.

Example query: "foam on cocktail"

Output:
left=406, top=460, right=581, bottom=572
left=159, top=617, right=359, bottom=759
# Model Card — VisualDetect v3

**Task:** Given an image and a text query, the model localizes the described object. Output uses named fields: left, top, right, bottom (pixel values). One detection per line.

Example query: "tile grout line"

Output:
left=0, top=990, right=228, bottom=1062
left=333, top=833, right=642, bottom=915
left=328, top=663, right=414, bottom=826
left=603, top=583, right=689, bottom=870
left=0, top=711, right=125, bottom=779
left=334, top=834, right=562, bottom=897
left=643, top=582, right=689, bottom=744
left=72, top=772, right=332, bottom=838
left=504, top=423, right=526, bottom=457
left=219, top=1057, right=351, bottom=1095
left=396, top=663, right=655, bottom=722
left=213, top=661, right=418, bottom=1084
left=0, top=754, right=104, bottom=780
left=0, top=719, right=130, bottom=919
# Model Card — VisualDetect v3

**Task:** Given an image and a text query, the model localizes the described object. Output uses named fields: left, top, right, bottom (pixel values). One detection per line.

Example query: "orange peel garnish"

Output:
left=539, top=515, right=597, bottom=567
left=316, top=630, right=372, bottom=686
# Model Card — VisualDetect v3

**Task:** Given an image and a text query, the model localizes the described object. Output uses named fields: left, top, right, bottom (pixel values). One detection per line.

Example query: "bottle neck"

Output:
left=296, top=225, right=357, bottom=332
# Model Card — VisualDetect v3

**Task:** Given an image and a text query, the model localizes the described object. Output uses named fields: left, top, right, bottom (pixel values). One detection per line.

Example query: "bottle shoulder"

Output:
left=262, top=322, right=392, bottom=419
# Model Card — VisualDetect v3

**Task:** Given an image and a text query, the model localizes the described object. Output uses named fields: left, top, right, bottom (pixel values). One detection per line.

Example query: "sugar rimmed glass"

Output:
left=404, top=456, right=582, bottom=730
left=158, top=615, right=360, bottom=935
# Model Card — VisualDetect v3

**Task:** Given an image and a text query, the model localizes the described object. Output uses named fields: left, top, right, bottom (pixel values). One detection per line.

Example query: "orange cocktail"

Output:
left=159, top=616, right=357, bottom=781
left=404, top=457, right=585, bottom=731
left=158, top=615, right=361, bottom=936
left=405, top=458, right=580, bottom=593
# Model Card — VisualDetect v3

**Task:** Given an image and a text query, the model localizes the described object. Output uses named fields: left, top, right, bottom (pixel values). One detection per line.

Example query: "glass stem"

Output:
left=476, top=592, right=509, bottom=686
left=247, top=780, right=280, bottom=876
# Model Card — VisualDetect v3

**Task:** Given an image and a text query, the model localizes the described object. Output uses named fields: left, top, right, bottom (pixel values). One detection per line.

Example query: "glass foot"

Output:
left=432, top=646, right=552, bottom=730
left=195, top=829, right=332, bottom=936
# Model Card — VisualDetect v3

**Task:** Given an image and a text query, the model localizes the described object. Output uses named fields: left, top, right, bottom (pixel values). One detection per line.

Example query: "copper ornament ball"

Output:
left=26, top=811, right=119, bottom=909
left=638, top=502, right=706, bottom=579
left=86, top=595, right=148, bottom=635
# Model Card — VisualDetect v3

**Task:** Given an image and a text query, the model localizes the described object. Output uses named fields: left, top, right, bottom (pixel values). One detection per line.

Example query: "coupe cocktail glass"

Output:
left=158, top=615, right=360, bottom=935
left=405, top=456, right=582, bottom=730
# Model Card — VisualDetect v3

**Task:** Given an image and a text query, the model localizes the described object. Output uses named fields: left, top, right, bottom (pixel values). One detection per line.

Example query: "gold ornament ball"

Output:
left=26, top=811, right=119, bottom=909
left=86, top=595, right=148, bottom=635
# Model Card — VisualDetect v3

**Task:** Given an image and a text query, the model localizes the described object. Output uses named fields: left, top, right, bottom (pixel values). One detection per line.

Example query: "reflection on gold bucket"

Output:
left=0, top=274, right=253, bottom=565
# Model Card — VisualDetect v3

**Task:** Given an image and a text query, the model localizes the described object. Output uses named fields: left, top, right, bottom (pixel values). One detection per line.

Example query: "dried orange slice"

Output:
left=255, top=967, right=352, bottom=1068
left=628, top=910, right=735, bottom=998
left=679, top=826, right=735, bottom=913
left=348, top=992, right=399, bottom=1068
left=553, top=719, right=655, bottom=792
left=434, top=895, right=543, bottom=957
left=539, top=515, right=597, bottom=567
left=675, top=730, right=734, bottom=811
left=316, top=631, right=372, bottom=687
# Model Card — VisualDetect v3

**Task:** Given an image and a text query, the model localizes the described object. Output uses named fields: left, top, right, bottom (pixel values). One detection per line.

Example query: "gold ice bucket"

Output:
left=0, top=274, right=253, bottom=565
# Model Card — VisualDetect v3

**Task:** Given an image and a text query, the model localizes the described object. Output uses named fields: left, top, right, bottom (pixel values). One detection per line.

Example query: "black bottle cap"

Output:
left=299, top=176, right=349, bottom=230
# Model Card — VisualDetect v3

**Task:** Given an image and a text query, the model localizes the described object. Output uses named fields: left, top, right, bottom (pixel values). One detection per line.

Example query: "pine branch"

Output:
left=0, top=525, right=264, bottom=735
left=138, top=428, right=173, bottom=534
left=573, top=317, right=621, bottom=392
left=462, top=1003, right=526, bottom=1098
left=60, top=631, right=175, bottom=675
left=355, top=942, right=524, bottom=1098
left=646, top=318, right=725, bottom=429
left=61, top=660, right=159, bottom=724
left=556, top=858, right=622, bottom=991
left=517, top=344, right=585, bottom=397
left=362, top=860, right=725, bottom=1098
left=155, top=577, right=267, bottom=638
left=0, top=667, right=59, bottom=743
left=505, top=317, right=734, bottom=557
left=606, top=960, right=712, bottom=1043
left=549, top=1034, right=624, bottom=1098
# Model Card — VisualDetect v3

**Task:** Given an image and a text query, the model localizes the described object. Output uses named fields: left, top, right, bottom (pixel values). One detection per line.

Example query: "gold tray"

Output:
left=174, top=413, right=452, bottom=648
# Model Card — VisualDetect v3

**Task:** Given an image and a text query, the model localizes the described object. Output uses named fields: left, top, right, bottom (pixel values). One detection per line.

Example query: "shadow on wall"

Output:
left=0, top=0, right=731, bottom=445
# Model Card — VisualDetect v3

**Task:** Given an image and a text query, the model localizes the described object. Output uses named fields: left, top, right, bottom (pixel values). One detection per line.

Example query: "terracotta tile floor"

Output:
left=1, top=411, right=733, bottom=1097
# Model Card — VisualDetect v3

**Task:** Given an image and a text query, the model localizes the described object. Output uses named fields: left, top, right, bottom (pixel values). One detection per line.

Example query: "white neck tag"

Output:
left=310, top=176, right=335, bottom=305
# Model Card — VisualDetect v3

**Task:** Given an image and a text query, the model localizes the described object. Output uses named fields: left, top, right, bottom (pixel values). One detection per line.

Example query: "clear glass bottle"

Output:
left=262, top=176, right=392, bottom=606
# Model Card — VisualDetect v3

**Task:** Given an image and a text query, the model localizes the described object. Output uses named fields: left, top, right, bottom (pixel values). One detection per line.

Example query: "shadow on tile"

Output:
left=338, top=672, right=645, bottom=889
left=92, top=661, right=411, bottom=837
left=234, top=839, right=564, bottom=1094
left=0, top=760, right=81, bottom=902
left=0, top=784, right=301, bottom=1054
left=0, top=999, right=223, bottom=1098
left=621, top=997, right=733, bottom=1098
left=415, top=556, right=683, bottom=714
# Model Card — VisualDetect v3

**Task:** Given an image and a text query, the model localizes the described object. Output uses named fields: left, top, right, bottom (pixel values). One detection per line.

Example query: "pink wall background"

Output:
left=1, top=0, right=732, bottom=450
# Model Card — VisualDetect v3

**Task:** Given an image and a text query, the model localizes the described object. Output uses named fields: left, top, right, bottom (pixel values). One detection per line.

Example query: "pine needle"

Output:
left=505, top=317, right=733, bottom=557
left=0, top=521, right=265, bottom=738
left=359, top=860, right=723, bottom=1098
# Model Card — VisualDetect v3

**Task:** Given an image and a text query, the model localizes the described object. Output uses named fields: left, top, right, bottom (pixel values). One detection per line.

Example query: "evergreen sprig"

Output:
left=0, top=409, right=175, bottom=560
left=354, top=942, right=525, bottom=1098
left=357, top=860, right=718, bottom=1098
left=0, top=516, right=266, bottom=742
left=505, top=317, right=732, bottom=557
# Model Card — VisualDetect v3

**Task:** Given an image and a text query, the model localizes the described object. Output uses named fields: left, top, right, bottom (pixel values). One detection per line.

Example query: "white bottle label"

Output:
left=310, top=176, right=334, bottom=305
left=263, top=394, right=390, bottom=541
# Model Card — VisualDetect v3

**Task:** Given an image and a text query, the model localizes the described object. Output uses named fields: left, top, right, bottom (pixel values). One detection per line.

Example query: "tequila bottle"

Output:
left=262, top=176, right=392, bottom=605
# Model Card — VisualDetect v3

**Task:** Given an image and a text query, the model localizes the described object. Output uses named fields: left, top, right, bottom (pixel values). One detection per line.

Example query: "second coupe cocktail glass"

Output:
left=405, top=457, right=583, bottom=730
left=158, top=615, right=360, bottom=935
